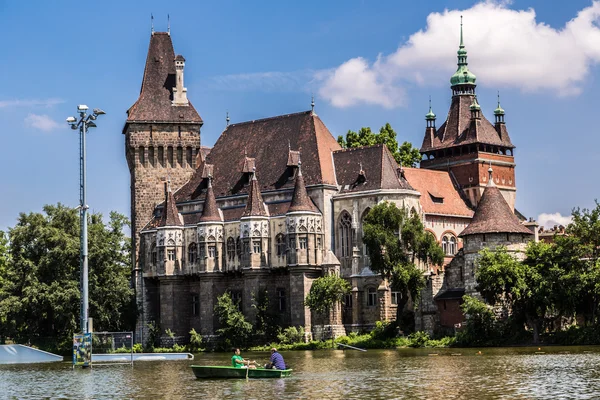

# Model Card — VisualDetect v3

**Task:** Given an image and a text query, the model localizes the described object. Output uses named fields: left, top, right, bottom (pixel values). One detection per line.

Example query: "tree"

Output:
left=362, top=202, right=444, bottom=327
left=214, top=292, right=252, bottom=348
left=252, top=288, right=279, bottom=342
left=304, top=274, right=351, bottom=315
left=337, top=123, right=422, bottom=167
left=0, top=204, right=135, bottom=351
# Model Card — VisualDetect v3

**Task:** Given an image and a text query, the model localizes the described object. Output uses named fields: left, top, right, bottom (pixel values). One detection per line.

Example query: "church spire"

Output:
left=425, top=96, right=436, bottom=128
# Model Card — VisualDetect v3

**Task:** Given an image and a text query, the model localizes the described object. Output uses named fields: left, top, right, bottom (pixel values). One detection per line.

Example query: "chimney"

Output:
left=172, top=54, right=188, bottom=105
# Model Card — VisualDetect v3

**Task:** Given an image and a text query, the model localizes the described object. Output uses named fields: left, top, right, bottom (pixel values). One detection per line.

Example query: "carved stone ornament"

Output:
left=261, top=221, right=268, bottom=236
left=197, top=227, right=206, bottom=240
left=316, top=218, right=322, bottom=232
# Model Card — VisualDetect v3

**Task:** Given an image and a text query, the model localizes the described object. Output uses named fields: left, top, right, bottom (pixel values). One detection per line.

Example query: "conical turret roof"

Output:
left=199, top=177, right=222, bottom=222
left=288, top=161, right=319, bottom=213
left=242, top=171, right=268, bottom=217
left=159, top=182, right=183, bottom=227
left=460, top=168, right=532, bottom=236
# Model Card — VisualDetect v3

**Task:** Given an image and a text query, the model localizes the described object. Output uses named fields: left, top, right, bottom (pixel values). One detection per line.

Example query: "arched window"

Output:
left=188, top=243, right=197, bottom=263
left=449, top=236, right=456, bottom=255
left=227, top=237, right=236, bottom=261
left=339, top=212, right=352, bottom=258
left=442, top=237, right=448, bottom=254
left=151, top=243, right=157, bottom=265
left=276, top=234, right=286, bottom=256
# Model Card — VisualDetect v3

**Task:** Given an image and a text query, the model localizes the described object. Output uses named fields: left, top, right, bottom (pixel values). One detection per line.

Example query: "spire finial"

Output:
left=207, top=173, right=213, bottom=188
left=429, top=95, right=432, bottom=110
left=311, top=95, right=315, bottom=114
left=252, top=166, right=257, bottom=180
left=487, top=161, right=495, bottom=186
left=298, top=155, right=303, bottom=176
left=497, top=91, right=500, bottom=107
left=166, top=171, right=172, bottom=192
left=244, top=146, right=247, bottom=157
left=167, top=14, right=170, bottom=35
left=460, top=15, right=464, bottom=48
left=151, top=14, right=154, bottom=34
left=226, top=111, right=230, bottom=126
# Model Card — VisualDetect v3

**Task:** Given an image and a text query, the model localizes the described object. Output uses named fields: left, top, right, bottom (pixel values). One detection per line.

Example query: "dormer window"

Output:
left=428, top=191, right=444, bottom=204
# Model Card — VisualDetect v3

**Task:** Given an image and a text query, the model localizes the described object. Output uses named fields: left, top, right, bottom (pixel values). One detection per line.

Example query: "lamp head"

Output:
left=77, top=104, right=89, bottom=111
left=66, top=116, right=76, bottom=123
left=87, top=121, right=97, bottom=128
left=93, top=108, right=105, bottom=116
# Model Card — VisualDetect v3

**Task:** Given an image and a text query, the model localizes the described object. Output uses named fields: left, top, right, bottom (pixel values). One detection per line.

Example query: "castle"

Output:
left=124, top=24, right=536, bottom=344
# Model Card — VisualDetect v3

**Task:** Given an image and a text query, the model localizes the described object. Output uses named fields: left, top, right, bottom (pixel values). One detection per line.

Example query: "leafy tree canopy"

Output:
left=304, top=274, right=351, bottom=315
left=362, top=202, right=444, bottom=318
left=0, top=204, right=135, bottom=351
left=337, top=123, right=422, bottom=167
left=214, top=291, right=252, bottom=348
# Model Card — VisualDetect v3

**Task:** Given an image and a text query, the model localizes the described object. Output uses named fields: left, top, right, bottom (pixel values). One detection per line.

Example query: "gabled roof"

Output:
left=242, top=173, right=268, bottom=217
left=402, top=168, right=473, bottom=217
left=420, top=95, right=514, bottom=152
left=460, top=173, right=532, bottom=236
left=288, top=164, right=319, bottom=213
left=332, top=144, right=414, bottom=193
left=198, top=179, right=222, bottom=222
left=159, top=184, right=182, bottom=227
left=126, top=32, right=202, bottom=124
left=174, top=110, right=340, bottom=200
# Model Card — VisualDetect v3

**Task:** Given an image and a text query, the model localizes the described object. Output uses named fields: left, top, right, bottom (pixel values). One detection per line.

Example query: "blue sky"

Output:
left=1, top=0, right=598, bottom=231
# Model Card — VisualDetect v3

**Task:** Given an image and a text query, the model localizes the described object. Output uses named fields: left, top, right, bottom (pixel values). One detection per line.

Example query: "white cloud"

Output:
left=319, top=1, right=600, bottom=108
left=0, top=98, right=64, bottom=108
left=537, top=212, right=573, bottom=229
left=25, top=113, right=59, bottom=132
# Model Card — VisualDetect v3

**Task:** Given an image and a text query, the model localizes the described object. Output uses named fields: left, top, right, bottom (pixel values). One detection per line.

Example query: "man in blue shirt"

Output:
left=266, top=347, right=286, bottom=370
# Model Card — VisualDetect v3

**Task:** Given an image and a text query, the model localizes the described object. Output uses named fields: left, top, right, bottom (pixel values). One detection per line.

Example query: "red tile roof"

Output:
left=421, top=95, right=513, bottom=152
left=460, top=177, right=532, bottom=236
left=402, top=168, right=473, bottom=217
left=126, top=32, right=202, bottom=124
left=333, top=144, right=414, bottom=193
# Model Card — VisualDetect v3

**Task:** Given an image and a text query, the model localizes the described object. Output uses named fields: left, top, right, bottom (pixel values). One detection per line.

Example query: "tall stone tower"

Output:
left=419, top=20, right=517, bottom=210
left=124, top=31, right=203, bottom=273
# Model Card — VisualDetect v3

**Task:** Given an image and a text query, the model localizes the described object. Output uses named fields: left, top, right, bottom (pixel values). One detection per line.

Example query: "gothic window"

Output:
left=316, top=236, right=322, bottom=250
left=252, top=240, right=261, bottom=254
left=361, top=208, right=371, bottom=266
left=276, top=234, right=286, bottom=256
left=227, top=237, right=236, bottom=261
left=192, top=294, right=199, bottom=317
left=139, top=146, right=145, bottom=166
left=367, top=287, right=377, bottom=307
left=236, top=237, right=242, bottom=259
left=167, top=248, right=176, bottom=261
left=158, top=248, right=164, bottom=261
left=151, top=244, right=157, bottom=265
left=243, top=240, right=250, bottom=255
left=186, top=147, right=193, bottom=167
left=208, top=245, right=216, bottom=258
left=288, top=234, right=296, bottom=253
left=188, top=243, right=197, bottom=263
left=199, top=245, right=206, bottom=259
left=299, top=236, right=308, bottom=250
left=442, top=237, right=448, bottom=255
left=442, top=234, right=457, bottom=255
left=339, top=212, right=352, bottom=258
left=277, top=288, right=286, bottom=312
left=449, top=236, right=456, bottom=255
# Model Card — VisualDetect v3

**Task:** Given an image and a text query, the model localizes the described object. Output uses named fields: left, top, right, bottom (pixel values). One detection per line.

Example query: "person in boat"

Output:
left=232, top=348, right=257, bottom=369
left=265, top=348, right=286, bottom=370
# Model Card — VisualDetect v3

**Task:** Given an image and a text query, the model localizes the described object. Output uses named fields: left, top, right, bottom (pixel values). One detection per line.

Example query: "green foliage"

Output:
left=145, top=321, right=161, bottom=351
left=0, top=204, right=135, bottom=351
left=277, top=326, right=305, bottom=344
left=407, top=331, right=430, bottom=348
left=132, top=343, right=144, bottom=353
left=362, top=202, right=443, bottom=327
left=188, top=328, right=203, bottom=352
left=304, top=274, right=350, bottom=315
left=214, top=292, right=252, bottom=348
left=337, top=123, right=422, bottom=167
left=456, top=295, right=500, bottom=346
left=252, top=289, right=279, bottom=342
left=370, top=320, right=397, bottom=340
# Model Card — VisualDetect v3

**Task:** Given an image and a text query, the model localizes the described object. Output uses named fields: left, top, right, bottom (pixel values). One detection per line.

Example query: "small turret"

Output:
left=470, top=96, right=481, bottom=120
left=494, top=92, right=505, bottom=124
left=425, top=97, right=436, bottom=128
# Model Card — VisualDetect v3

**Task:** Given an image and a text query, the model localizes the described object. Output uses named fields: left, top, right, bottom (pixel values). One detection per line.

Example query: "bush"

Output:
left=407, top=331, right=430, bottom=348
left=370, top=321, right=397, bottom=340
left=188, top=328, right=203, bottom=352
left=456, top=295, right=500, bottom=346
left=277, top=326, right=305, bottom=344
left=214, top=292, right=253, bottom=349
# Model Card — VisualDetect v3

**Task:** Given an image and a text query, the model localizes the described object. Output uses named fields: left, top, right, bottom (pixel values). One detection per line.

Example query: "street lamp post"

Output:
left=67, top=105, right=105, bottom=334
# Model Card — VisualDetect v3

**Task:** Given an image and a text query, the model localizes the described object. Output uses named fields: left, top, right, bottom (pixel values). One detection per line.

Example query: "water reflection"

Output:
left=1, top=347, right=600, bottom=399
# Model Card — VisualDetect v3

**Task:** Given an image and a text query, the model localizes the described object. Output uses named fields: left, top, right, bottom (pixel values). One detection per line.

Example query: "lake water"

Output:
left=1, top=346, right=600, bottom=399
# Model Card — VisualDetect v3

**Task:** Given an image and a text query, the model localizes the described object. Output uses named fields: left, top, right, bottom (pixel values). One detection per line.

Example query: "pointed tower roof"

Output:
left=199, top=177, right=222, bottom=222
left=242, top=170, right=268, bottom=217
left=125, top=32, right=202, bottom=124
left=288, top=160, right=319, bottom=213
left=450, top=17, right=476, bottom=88
left=159, top=181, right=183, bottom=227
left=460, top=168, right=532, bottom=236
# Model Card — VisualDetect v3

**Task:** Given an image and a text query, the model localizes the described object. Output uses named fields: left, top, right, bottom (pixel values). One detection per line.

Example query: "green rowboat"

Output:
left=191, top=365, right=292, bottom=379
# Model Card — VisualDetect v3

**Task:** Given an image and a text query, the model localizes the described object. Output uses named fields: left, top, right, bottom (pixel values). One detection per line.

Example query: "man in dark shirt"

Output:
left=266, top=347, right=286, bottom=370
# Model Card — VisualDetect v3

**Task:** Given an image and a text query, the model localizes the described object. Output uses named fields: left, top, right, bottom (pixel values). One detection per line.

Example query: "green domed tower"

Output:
left=450, top=17, right=477, bottom=96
